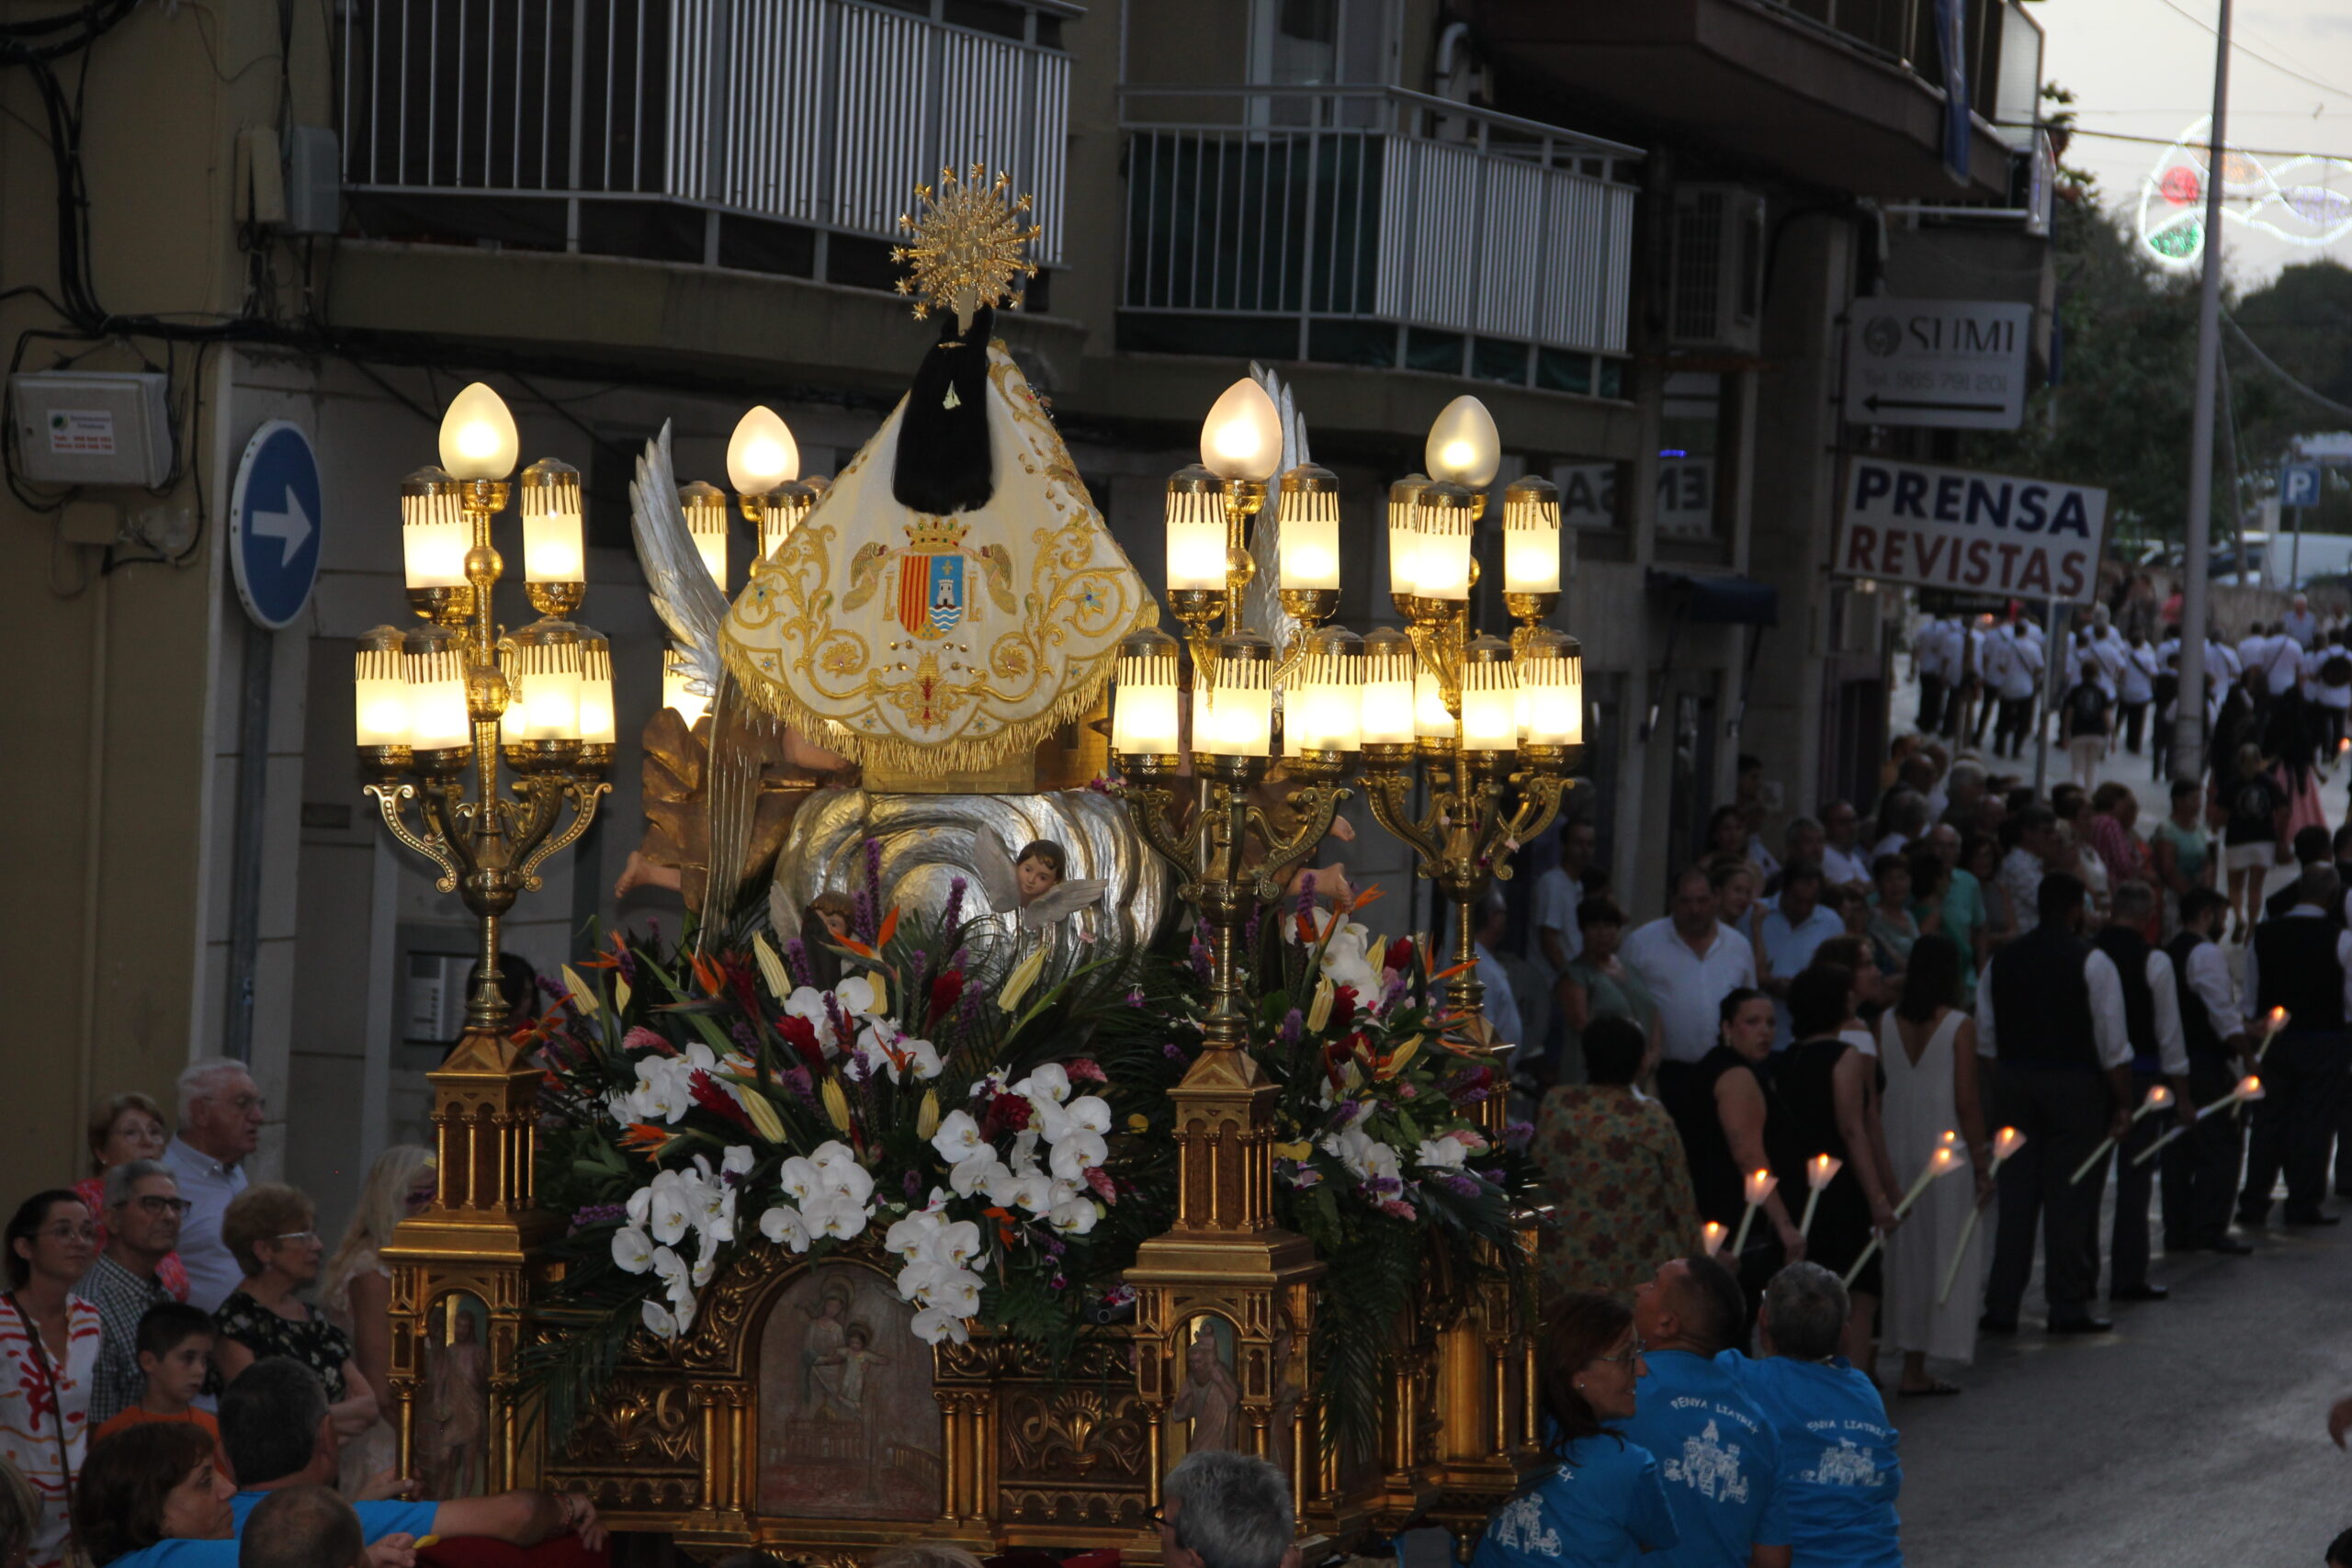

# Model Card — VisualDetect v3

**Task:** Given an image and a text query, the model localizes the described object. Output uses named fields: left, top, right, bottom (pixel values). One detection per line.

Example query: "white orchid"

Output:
left=649, top=1244, right=688, bottom=1289
left=690, top=1248, right=718, bottom=1289
left=759, top=1204, right=812, bottom=1252
left=640, top=1299, right=680, bottom=1339
left=1061, top=1095, right=1114, bottom=1136
left=1416, top=1136, right=1469, bottom=1170
left=1322, top=1126, right=1402, bottom=1185
left=626, top=1056, right=694, bottom=1124
left=811, top=1156, right=874, bottom=1208
left=802, top=1196, right=871, bottom=1241
left=1012, top=1063, right=1071, bottom=1107
left=776, top=1156, right=822, bottom=1205
left=720, top=1145, right=756, bottom=1179
left=1046, top=1183, right=1101, bottom=1235
left=931, top=1110, right=986, bottom=1166
left=884, top=1211, right=945, bottom=1263
left=921, top=1220, right=984, bottom=1269
left=610, top=1224, right=655, bottom=1275
left=644, top=1170, right=695, bottom=1246
left=1318, top=921, right=1382, bottom=997
left=835, top=974, right=884, bottom=1018
left=1048, top=1131, right=1110, bottom=1182
left=950, top=1152, right=1008, bottom=1199
left=910, top=1306, right=972, bottom=1345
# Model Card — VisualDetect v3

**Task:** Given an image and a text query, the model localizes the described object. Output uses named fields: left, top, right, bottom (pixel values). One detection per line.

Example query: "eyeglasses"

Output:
left=272, top=1230, right=320, bottom=1246
left=127, top=1196, right=191, bottom=1217
left=1592, top=1337, right=1645, bottom=1365
left=40, top=1224, right=98, bottom=1244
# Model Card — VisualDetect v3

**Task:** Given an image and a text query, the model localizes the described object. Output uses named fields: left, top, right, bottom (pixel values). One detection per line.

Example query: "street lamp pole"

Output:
left=2174, top=0, right=2232, bottom=783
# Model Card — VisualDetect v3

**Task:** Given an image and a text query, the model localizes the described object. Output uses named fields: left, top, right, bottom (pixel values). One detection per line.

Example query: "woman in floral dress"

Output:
left=1532, top=1015, right=1700, bottom=1301
left=0, top=1191, right=102, bottom=1568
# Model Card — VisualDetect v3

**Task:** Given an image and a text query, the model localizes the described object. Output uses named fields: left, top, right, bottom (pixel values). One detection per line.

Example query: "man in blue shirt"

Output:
left=1717, top=1264, right=1903, bottom=1568
left=219, top=1358, right=605, bottom=1550
left=1612, top=1255, right=1792, bottom=1568
left=243, top=1485, right=368, bottom=1568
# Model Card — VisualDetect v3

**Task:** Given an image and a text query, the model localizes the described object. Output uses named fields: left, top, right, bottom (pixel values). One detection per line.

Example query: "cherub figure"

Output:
left=798, top=890, right=858, bottom=989
left=973, top=838, right=1106, bottom=931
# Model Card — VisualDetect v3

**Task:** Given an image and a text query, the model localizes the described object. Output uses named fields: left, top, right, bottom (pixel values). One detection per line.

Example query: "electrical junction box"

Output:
left=283, top=125, right=341, bottom=236
left=10, top=370, right=173, bottom=487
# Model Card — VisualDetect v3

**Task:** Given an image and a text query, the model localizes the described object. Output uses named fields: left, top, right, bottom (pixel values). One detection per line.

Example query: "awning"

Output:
left=1647, top=569, right=1780, bottom=627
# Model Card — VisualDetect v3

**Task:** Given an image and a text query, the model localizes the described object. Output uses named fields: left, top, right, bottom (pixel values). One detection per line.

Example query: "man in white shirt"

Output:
left=1998, top=806, right=2063, bottom=937
left=2237, top=864, right=2352, bottom=1227
left=1531, top=819, right=1598, bottom=987
left=2162, top=887, right=2254, bottom=1255
left=162, top=1057, right=266, bottom=1313
left=1623, top=868, right=1758, bottom=1085
left=2251, top=623, right=2304, bottom=700
left=2283, top=592, right=2321, bottom=649
left=2093, top=881, right=2192, bottom=1301
left=1818, top=800, right=1869, bottom=889
left=1987, top=620, right=2045, bottom=760
left=1470, top=896, right=1523, bottom=1065
left=1915, top=614, right=1955, bottom=736
left=1758, top=862, right=1841, bottom=1048
left=1977, top=872, right=2137, bottom=1335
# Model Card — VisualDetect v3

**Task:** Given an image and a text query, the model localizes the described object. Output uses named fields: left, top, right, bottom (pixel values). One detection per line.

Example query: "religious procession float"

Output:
left=359, top=164, right=1588, bottom=1561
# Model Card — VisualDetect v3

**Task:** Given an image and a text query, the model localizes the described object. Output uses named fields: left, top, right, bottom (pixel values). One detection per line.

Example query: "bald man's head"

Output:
left=241, top=1485, right=364, bottom=1568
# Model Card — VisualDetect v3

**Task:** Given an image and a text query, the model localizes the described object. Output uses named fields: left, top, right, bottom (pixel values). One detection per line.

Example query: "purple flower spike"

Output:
left=615, top=944, right=638, bottom=984
left=944, top=876, right=967, bottom=933
left=902, top=1170, right=922, bottom=1200
left=1443, top=1174, right=1480, bottom=1197
left=785, top=938, right=812, bottom=989
left=1504, top=1120, right=1536, bottom=1147
left=1125, top=987, right=1146, bottom=1009
left=1162, top=1041, right=1187, bottom=1062
left=1296, top=873, right=1316, bottom=918
left=729, top=1020, right=759, bottom=1054
left=1279, top=1009, right=1304, bottom=1044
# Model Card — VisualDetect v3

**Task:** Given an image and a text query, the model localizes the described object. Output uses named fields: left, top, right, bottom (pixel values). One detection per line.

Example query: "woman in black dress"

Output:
left=1663, top=988, right=1804, bottom=1306
left=1775, top=963, right=1903, bottom=1376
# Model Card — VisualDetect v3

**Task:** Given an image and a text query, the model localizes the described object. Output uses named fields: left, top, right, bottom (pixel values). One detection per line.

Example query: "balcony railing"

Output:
left=338, top=0, right=1069, bottom=275
left=1118, top=86, right=1641, bottom=393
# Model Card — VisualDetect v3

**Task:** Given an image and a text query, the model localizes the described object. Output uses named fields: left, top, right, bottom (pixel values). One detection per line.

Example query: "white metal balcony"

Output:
left=337, top=0, right=1069, bottom=276
left=1118, top=86, right=1642, bottom=393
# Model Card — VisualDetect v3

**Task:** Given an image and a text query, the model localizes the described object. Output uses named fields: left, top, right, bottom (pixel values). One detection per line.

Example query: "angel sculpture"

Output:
left=972, top=838, right=1107, bottom=931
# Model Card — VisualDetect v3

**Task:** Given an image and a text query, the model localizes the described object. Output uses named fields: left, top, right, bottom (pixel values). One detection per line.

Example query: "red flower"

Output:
left=622, top=1026, right=675, bottom=1055
left=775, top=1014, right=826, bottom=1074
left=981, top=1092, right=1033, bottom=1141
left=1066, top=1057, right=1108, bottom=1084
left=928, top=970, right=965, bottom=1026
left=1083, top=1167, right=1117, bottom=1203
left=1330, top=986, right=1359, bottom=1030
left=723, top=959, right=764, bottom=1024
left=688, top=1072, right=753, bottom=1134
left=1384, top=937, right=1416, bottom=975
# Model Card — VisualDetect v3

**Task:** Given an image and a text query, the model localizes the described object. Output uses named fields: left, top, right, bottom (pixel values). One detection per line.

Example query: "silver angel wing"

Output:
left=970, top=834, right=1023, bottom=912
left=1019, top=877, right=1109, bottom=931
left=1240, top=362, right=1312, bottom=649
left=628, top=422, right=729, bottom=699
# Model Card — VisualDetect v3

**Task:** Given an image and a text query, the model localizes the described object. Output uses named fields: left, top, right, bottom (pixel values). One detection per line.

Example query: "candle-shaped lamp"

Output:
left=1386, top=477, right=1427, bottom=609
left=1359, top=627, right=1418, bottom=750
left=1111, top=627, right=1183, bottom=764
left=1938, top=1128, right=2027, bottom=1304
left=1849, top=1142, right=1961, bottom=1286
left=1702, top=1221, right=1727, bottom=1258
left=1165, top=465, right=1229, bottom=592
left=2257, top=1006, right=2289, bottom=1062
left=679, top=480, right=729, bottom=591
left=1196, top=632, right=1273, bottom=760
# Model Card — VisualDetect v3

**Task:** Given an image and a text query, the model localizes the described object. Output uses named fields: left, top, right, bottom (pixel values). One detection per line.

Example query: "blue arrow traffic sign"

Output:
left=230, top=420, right=322, bottom=630
left=2282, top=461, right=2324, bottom=509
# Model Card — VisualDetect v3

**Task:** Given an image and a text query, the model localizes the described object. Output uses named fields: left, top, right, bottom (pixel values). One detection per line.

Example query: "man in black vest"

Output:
left=2162, top=887, right=2256, bottom=1254
left=1977, top=872, right=2136, bottom=1336
left=2094, top=880, right=2191, bottom=1300
left=2239, top=863, right=2352, bottom=1227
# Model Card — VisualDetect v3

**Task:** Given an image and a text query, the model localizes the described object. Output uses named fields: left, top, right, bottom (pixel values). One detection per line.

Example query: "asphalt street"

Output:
left=1888, top=682, right=2352, bottom=1567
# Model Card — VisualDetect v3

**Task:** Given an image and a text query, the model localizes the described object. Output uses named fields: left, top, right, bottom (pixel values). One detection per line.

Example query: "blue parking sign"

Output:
left=2282, top=461, right=2324, bottom=509
left=230, top=420, right=322, bottom=630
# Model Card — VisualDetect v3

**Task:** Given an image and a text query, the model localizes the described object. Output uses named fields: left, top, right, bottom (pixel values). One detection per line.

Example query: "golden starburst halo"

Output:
left=891, top=164, right=1043, bottom=322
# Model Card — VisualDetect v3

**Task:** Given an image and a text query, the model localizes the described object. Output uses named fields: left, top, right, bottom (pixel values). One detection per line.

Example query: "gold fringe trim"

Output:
left=719, top=598, right=1159, bottom=775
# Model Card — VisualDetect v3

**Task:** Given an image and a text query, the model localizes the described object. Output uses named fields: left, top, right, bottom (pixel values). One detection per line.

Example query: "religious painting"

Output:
left=1164, top=1314, right=1238, bottom=1461
left=756, top=1265, right=941, bottom=1519
left=420, top=1292, right=490, bottom=1499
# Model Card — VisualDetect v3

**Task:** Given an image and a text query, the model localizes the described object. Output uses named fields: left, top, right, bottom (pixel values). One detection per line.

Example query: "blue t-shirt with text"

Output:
left=1715, top=1350, right=1903, bottom=1567
left=1610, top=1348, right=1792, bottom=1568
left=1471, top=1433, right=1679, bottom=1568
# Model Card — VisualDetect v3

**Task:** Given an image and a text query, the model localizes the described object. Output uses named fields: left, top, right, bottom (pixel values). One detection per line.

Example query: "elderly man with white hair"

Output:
left=162, top=1056, right=266, bottom=1311
left=1157, top=1451, right=1300, bottom=1568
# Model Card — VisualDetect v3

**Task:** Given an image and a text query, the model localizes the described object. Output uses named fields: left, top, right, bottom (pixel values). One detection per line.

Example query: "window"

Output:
left=1658, top=371, right=1736, bottom=541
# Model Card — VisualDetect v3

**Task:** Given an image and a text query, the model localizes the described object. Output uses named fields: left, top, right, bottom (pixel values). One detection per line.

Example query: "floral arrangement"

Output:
left=526, top=853, right=1186, bottom=1426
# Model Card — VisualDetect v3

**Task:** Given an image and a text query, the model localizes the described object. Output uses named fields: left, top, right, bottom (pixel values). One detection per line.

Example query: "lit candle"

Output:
left=1938, top=1128, right=2026, bottom=1305
left=1702, top=1222, right=1727, bottom=1258
left=2069, top=1084, right=2175, bottom=1185
left=2134, top=1077, right=2265, bottom=1165
left=1799, top=1154, right=1842, bottom=1240
left=1846, top=1143, right=1961, bottom=1287
left=1730, top=1168, right=1777, bottom=1258
left=2256, top=1007, right=2289, bottom=1062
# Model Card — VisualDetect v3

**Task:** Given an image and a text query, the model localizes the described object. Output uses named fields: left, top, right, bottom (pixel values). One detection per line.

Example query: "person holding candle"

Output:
left=1664, top=990, right=1804, bottom=1314
left=1773, top=964, right=1900, bottom=1377
left=1471, top=1292, right=1679, bottom=1568
left=1879, top=933, right=1992, bottom=1395
left=2237, top=863, right=2352, bottom=1229
left=1976, top=872, right=2137, bottom=1337
left=2161, top=888, right=2256, bottom=1255
left=1612, top=1255, right=1794, bottom=1568
left=2091, top=881, right=2194, bottom=1303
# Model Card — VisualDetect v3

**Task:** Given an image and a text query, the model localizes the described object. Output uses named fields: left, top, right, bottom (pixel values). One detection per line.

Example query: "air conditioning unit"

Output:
left=1667, top=185, right=1767, bottom=355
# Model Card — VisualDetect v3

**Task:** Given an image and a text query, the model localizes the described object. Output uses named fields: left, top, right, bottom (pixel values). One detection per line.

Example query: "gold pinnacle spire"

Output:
left=892, top=163, right=1043, bottom=324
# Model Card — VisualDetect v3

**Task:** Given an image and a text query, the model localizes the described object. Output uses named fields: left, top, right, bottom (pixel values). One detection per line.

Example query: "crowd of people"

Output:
left=0, top=1059, right=605, bottom=1568
left=1517, top=669, right=2352, bottom=1564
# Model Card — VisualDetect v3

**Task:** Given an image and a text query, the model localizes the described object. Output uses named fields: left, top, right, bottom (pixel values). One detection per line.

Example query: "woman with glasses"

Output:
left=1471, top=1292, right=1678, bottom=1568
left=322, top=1146, right=435, bottom=1494
left=71, top=1095, right=189, bottom=1304
left=0, top=1190, right=102, bottom=1568
left=209, top=1185, right=377, bottom=1439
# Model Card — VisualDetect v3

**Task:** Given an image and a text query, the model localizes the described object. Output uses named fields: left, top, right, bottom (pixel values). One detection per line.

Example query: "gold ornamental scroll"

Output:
left=721, top=349, right=1157, bottom=773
